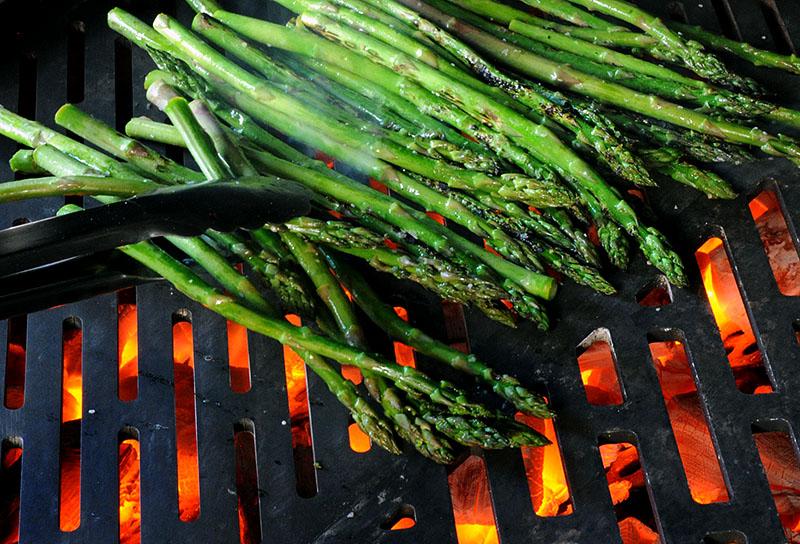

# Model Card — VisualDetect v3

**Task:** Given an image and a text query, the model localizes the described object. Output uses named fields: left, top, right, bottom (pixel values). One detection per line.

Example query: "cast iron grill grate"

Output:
left=0, top=0, right=799, bottom=542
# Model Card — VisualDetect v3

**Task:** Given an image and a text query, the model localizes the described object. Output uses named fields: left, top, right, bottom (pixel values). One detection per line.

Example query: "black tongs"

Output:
left=0, top=176, right=311, bottom=318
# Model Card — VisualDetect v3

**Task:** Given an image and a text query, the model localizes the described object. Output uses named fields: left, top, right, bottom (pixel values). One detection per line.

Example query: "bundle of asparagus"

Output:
left=0, top=0, right=797, bottom=460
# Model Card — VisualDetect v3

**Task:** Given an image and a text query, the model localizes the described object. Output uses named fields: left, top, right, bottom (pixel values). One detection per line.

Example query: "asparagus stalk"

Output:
left=0, top=105, right=146, bottom=180
left=640, top=148, right=736, bottom=199
left=556, top=0, right=757, bottom=92
left=188, top=99, right=257, bottom=177
left=125, top=116, right=187, bottom=147
left=670, top=21, right=800, bottom=75
left=0, top=175, right=157, bottom=202
left=146, top=81, right=230, bottom=180
left=282, top=231, right=456, bottom=462
left=604, top=111, right=753, bottom=165
left=9, top=149, right=45, bottom=174
left=53, top=104, right=203, bottom=184
left=393, top=0, right=800, bottom=160
left=327, top=252, right=554, bottom=417
left=213, top=10, right=684, bottom=283
left=352, top=0, right=652, bottom=187
left=123, top=241, right=492, bottom=415
left=445, top=0, right=650, bottom=46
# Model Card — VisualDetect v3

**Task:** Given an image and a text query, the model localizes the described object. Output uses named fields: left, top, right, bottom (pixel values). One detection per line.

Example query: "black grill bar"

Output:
left=1, top=0, right=800, bottom=543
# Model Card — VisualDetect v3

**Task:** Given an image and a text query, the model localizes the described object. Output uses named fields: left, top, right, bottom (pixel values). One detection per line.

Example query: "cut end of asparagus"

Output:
left=146, top=79, right=181, bottom=111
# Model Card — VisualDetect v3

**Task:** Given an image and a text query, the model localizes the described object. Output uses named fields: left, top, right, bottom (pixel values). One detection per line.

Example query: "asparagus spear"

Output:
left=125, top=116, right=187, bottom=147
left=0, top=105, right=146, bottom=180
left=213, top=9, right=684, bottom=284
left=391, top=0, right=800, bottom=160
left=9, top=149, right=45, bottom=174
left=445, top=0, right=650, bottom=46
left=53, top=104, right=203, bottom=183
left=0, top=175, right=157, bottom=202
left=350, top=0, right=652, bottom=187
left=282, top=231, right=457, bottom=462
left=555, top=0, right=757, bottom=92
left=640, top=148, right=736, bottom=199
left=669, top=21, right=800, bottom=75
left=327, top=252, right=554, bottom=417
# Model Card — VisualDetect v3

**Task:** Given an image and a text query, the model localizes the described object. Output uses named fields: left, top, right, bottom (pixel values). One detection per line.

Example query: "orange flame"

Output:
left=695, top=237, right=771, bottom=393
left=283, top=314, right=312, bottom=449
left=448, top=455, right=500, bottom=544
left=119, top=438, right=141, bottom=544
left=227, top=321, right=251, bottom=393
left=517, top=412, right=573, bottom=517
left=173, top=320, right=200, bottom=522
left=118, top=302, right=138, bottom=402
left=60, top=324, right=82, bottom=532
left=577, top=341, right=623, bottom=406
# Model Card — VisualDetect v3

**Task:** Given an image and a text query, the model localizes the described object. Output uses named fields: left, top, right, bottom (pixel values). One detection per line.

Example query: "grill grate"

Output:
left=1, top=0, right=799, bottom=542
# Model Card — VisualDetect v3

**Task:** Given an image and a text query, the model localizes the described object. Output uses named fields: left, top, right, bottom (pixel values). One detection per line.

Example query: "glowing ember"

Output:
left=577, top=338, right=623, bottom=406
left=348, top=423, right=371, bottom=453
left=0, top=443, right=21, bottom=544
left=749, top=190, right=800, bottom=296
left=234, top=426, right=261, bottom=544
left=118, top=297, right=139, bottom=402
left=283, top=315, right=311, bottom=449
left=448, top=455, right=499, bottom=544
left=60, top=322, right=82, bottom=532
left=617, top=517, right=660, bottom=544
left=517, top=412, right=573, bottom=517
left=753, top=431, right=800, bottom=542
left=3, top=316, right=25, bottom=410
left=283, top=315, right=316, bottom=498
left=695, top=237, right=771, bottom=393
left=227, top=320, right=251, bottom=393
left=173, top=319, right=200, bottom=522
left=599, top=442, right=662, bottom=543
left=119, top=438, right=141, bottom=544
left=392, top=307, right=416, bottom=368
left=649, top=341, right=729, bottom=504
left=390, top=516, right=416, bottom=530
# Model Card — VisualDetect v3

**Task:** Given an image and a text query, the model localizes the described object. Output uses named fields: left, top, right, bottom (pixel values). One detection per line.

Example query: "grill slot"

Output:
left=0, top=0, right=799, bottom=542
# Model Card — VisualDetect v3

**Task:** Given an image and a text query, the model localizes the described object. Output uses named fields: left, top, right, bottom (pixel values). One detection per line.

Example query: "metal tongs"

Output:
left=0, top=177, right=311, bottom=318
